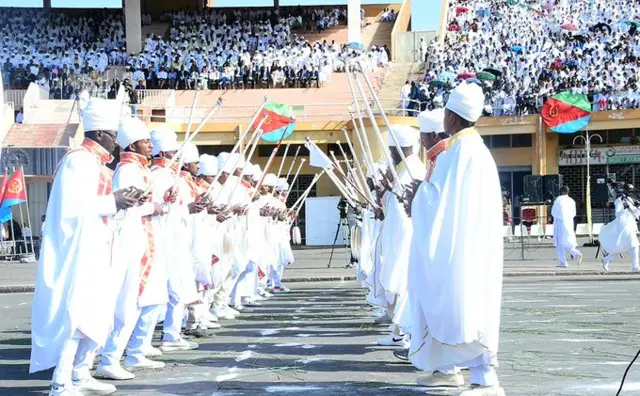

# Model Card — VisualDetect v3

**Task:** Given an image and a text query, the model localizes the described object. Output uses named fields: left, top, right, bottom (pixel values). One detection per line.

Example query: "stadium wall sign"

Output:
left=558, top=146, right=640, bottom=167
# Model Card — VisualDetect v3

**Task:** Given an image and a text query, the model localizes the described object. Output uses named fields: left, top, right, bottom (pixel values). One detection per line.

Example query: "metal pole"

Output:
left=22, top=169, right=35, bottom=256
left=585, top=129, right=593, bottom=243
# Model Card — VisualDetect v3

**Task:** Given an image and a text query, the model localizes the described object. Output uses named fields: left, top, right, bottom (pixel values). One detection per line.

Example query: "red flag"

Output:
left=0, top=169, right=9, bottom=202
left=1, top=168, right=27, bottom=208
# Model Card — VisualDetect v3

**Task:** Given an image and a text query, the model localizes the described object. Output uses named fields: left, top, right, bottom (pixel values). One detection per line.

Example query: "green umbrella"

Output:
left=483, top=67, right=502, bottom=77
left=429, top=79, right=446, bottom=87
left=624, top=20, right=640, bottom=27
left=476, top=71, right=496, bottom=81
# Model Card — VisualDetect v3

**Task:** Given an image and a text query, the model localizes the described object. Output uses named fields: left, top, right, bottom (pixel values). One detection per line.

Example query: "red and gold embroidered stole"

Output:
left=118, top=152, right=155, bottom=297
left=425, top=138, right=449, bottom=182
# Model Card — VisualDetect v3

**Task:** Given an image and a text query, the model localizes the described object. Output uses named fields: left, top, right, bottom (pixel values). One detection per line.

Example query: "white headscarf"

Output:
left=150, top=125, right=180, bottom=156
left=197, top=154, right=218, bottom=176
left=181, top=142, right=199, bottom=164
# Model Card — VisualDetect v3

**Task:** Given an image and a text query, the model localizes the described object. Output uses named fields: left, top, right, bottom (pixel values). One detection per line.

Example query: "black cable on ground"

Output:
left=616, top=348, right=640, bottom=395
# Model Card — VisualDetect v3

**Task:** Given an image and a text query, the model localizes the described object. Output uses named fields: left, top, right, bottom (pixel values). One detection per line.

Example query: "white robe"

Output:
left=30, top=147, right=117, bottom=373
left=599, top=197, right=640, bottom=255
left=551, top=195, right=578, bottom=249
left=110, top=159, right=157, bottom=328
left=378, top=154, right=426, bottom=328
left=408, top=129, right=503, bottom=371
left=356, top=207, right=375, bottom=282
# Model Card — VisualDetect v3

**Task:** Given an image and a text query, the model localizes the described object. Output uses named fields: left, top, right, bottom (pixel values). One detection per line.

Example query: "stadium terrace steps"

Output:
left=377, top=62, right=426, bottom=112
left=155, top=72, right=385, bottom=123
left=291, top=19, right=393, bottom=48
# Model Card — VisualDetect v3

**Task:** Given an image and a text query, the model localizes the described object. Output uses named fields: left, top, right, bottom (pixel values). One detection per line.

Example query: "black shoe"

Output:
left=393, top=349, right=409, bottom=362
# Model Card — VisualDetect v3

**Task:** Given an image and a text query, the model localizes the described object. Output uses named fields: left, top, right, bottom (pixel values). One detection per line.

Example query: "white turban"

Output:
left=263, top=173, right=278, bottom=187
left=220, top=153, right=241, bottom=174
left=244, top=162, right=255, bottom=177
left=366, top=160, right=388, bottom=179
left=117, top=117, right=150, bottom=149
left=251, top=164, right=263, bottom=182
left=388, top=124, right=419, bottom=148
left=80, top=97, right=120, bottom=132
left=445, top=82, right=485, bottom=122
left=150, top=126, right=180, bottom=156
left=217, top=152, right=230, bottom=172
left=197, top=154, right=218, bottom=176
left=181, top=142, right=199, bottom=164
left=276, top=177, right=288, bottom=191
left=417, top=108, right=445, bottom=134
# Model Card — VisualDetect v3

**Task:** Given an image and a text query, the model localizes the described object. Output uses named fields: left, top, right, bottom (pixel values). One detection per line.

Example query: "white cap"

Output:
left=80, top=97, right=120, bottom=132
left=181, top=142, right=199, bottom=164
left=251, top=164, right=263, bottom=182
left=445, top=82, right=485, bottom=122
left=116, top=117, right=150, bottom=149
left=197, top=154, right=218, bottom=176
left=417, top=108, right=445, bottom=134
left=263, top=173, right=278, bottom=187
left=150, top=125, right=180, bottom=156
left=388, top=124, right=419, bottom=148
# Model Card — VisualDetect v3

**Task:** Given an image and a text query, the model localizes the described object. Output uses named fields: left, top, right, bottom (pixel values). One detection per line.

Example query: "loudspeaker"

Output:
left=593, top=180, right=611, bottom=203
left=523, top=175, right=543, bottom=203
left=543, top=174, right=563, bottom=201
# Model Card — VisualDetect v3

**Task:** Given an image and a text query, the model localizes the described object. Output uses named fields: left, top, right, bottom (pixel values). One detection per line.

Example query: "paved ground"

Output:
left=2, top=280, right=640, bottom=395
left=3, top=241, right=640, bottom=293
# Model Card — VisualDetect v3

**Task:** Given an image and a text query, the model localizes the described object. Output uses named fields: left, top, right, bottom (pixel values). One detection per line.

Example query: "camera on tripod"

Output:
left=337, top=197, right=348, bottom=220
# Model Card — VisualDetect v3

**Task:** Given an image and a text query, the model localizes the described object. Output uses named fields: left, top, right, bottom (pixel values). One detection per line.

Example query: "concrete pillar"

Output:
left=43, top=0, right=51, bottom=13
left=274, top=0, right=279, bottom=9
left=125, top=0, right=143, bottom=55
left=347, top=0, right=362, bottom=44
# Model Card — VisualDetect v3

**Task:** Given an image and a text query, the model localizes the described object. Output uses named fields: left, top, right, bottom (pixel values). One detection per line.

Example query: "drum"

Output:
left=351, top=225, right=361, bottom=260
left=291, top=226, right=302, bottom=245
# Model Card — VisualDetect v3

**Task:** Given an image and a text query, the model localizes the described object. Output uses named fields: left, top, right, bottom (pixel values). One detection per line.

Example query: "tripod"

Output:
left=327, top=215, right=351, bottom=268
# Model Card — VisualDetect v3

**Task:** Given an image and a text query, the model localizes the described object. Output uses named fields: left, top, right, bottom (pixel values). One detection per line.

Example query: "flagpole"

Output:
left=21, top=167, right=35, bottom=256
left=11, top=167, right=28, bottom=256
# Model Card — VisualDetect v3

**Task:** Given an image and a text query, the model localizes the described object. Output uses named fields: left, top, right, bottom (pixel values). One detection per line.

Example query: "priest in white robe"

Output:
left=96, top=117, right=167, bottom=380
left=407, top=82, right=505, bottom=396
left=150, top=127, right=199, bottom=352
left=30, top=98, right=139, bottom=396
left=551, top=186, right=583, bottom=268
left=599, top=187, right=640, bottom=272
left=377, top=125, right=425, bottom=348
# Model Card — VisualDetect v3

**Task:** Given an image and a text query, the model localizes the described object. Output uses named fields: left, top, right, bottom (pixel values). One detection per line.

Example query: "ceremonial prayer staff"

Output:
left=341, top=127, right=376, bottom=203
left=289, top=171, right=324, bottom=216
left=285, top=146, right=301, bottom=180
left=285, top=159, right=306, bottom=200
left=171, top=90, right=200, bottom=188
left=356, top=61, right=418, bottom=183
left=329, top=150, right=377, bottom=208
left=336, top=137, right=370, bottom=202
left=276, top=143, right=291, bottom=178
left=206, top=97, right=269, bottom=196
left=345, top=76, right=376, bottom=171
left=209, top=112, right=269, bottom=201
left=350, top=70, right=405, bottom=187
left=250, top=120, right=295, bottom=201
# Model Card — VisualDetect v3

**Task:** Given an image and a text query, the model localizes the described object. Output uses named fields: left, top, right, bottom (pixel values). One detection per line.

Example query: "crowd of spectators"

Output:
left=1, top=6, right=389, bottom=98
left=404, top=0, right=639, bottom=117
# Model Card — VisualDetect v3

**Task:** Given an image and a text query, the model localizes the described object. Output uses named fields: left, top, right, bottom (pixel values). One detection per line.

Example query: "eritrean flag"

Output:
left=0, top=168, right=27, bottom=208
left=0, top=170, right=12, bottom=224
left=541, top=92, right=592, bottom=134
left=253, top=102, right=296, bottom=142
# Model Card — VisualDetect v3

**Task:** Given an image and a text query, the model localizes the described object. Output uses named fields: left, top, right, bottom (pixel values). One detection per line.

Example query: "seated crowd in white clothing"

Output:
left=404, top=0, right=639, bottom=117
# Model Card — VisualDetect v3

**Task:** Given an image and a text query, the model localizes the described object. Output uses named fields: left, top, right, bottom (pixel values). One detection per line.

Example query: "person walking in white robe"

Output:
left=30, top=98, right=139, bottom=396
left=96, top=117, right=168, bottom=380
left=599, top=187, right=640, bottom=272
left=407, top=82, right=505, bottom=396
left=551, top=186, right=583, bottom=268
left=377, top=125, right=425, bottom=348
